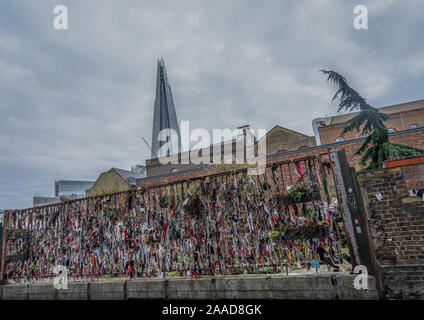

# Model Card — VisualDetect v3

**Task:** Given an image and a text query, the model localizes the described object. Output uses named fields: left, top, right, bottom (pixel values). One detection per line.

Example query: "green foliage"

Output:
left=258, top=266, right=284, bottom=274
left=284, top=184, right=307, bottom=203
left=346, top=273, right=360, bottom=298
left=321, top=70, right=424, bottom=170
left=358, top=141, right=424, bottom=170
left=271, top=230, right=280, bottom=241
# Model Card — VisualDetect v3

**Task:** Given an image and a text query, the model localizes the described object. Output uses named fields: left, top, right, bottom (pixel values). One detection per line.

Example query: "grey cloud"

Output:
left=1, top=0, right=423, bottom=208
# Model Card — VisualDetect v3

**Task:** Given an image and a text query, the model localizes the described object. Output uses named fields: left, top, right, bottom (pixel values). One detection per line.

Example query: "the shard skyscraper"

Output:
left=151, top=58, right=181, bottom=159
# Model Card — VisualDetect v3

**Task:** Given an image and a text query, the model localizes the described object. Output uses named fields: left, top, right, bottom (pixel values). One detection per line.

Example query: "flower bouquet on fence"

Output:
left=277, top=183, right=321, bottom=205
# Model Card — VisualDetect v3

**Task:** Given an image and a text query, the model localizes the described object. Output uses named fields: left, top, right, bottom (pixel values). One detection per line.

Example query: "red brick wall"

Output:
left=138, top=129, right=424, bottom=189
left=318, top=104, right=424, bottom=144
left=136, top=130, right=424, bottom=299
left=403, top=164, right=424, bottom=190
left=357, top=163, right=424, bottom=299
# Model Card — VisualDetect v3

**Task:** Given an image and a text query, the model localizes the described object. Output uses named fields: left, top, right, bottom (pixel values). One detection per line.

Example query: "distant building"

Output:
left=259, top=125, right=316, bottom=154
left=33, top=196, right=61, bottom=207
left=54, top=180, right=95, bottom=198
left=313, top=99, right=424, bottom=145
left=86, top=168, right=146, bottom=197
left=131, top=164, right=147, bottom=175
left=145, top=124, right=316, bottom=176
left=151, top=58, right=181, bottom=158
left=143, top=59, right=319, bottom=176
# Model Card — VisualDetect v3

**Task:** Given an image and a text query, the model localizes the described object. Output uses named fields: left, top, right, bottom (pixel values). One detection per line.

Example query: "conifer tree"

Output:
left=321, top=70, right=424, bottom=170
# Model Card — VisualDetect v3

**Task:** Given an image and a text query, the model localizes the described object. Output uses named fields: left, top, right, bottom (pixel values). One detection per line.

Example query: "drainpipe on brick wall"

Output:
left=312, top=118, right=324, bottom=146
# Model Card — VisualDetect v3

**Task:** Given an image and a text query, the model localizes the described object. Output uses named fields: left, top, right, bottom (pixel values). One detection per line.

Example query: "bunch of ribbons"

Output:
left=4, top=159, right=344, bottom=282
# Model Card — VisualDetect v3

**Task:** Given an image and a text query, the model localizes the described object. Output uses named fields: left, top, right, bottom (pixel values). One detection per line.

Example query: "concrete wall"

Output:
left=0, top=274, right=378, bottom=300
left=358, top=163, right=424, bottom=299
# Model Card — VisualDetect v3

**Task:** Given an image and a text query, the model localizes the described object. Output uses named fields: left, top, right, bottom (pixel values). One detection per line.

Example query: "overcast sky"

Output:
left=1, top=0, right=423, bottom=209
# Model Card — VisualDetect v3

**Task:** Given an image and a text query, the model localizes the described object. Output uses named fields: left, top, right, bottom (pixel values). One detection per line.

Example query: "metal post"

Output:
left=0, top=210, right=9, bottom=282
left=337, top=151, right=374, bottom=272
left=329, top=149, right=361, bottom=267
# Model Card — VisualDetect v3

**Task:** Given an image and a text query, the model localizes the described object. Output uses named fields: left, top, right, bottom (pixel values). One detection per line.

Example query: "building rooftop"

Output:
left=111, top=168, right=146, bottom=181
left=322, top=98, right=424, bottom=127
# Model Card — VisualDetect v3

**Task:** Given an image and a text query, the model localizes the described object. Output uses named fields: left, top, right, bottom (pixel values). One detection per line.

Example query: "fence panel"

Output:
left=1, top=152, right=350, bottom=283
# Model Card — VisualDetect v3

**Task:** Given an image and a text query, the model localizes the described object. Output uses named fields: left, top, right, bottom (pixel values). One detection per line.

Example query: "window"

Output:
left=359, top=132, right=370, bottom=138
left=334, top=136, right=345, bottom=142
left=387, top=127, right=398, bottom=133
left=410, top=123, right=418, bottom=129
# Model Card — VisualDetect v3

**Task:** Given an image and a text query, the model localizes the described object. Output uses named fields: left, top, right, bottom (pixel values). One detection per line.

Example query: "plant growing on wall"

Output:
left=321, top=70, right=424, bottom=170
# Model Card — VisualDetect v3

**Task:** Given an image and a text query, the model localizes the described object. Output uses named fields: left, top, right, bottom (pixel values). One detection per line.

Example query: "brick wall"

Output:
left=138, top=128, right=424, bottom=188
left=318, top=100, right=424, bottom=144
left=146, top=125, right=317, bottom=176
left=403, top=163, right=424, bottom=190
left=263, top=125, right=316, bottom=153
left=136, top=129, right=424, bottom=299
left=319, top=109, right=424, bottom=143
left=357, top=163, right=424, bottom=299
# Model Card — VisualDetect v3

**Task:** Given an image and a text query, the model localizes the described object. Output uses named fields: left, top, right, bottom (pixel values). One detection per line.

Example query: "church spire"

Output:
left=151, top=58, right=181, bottom=158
